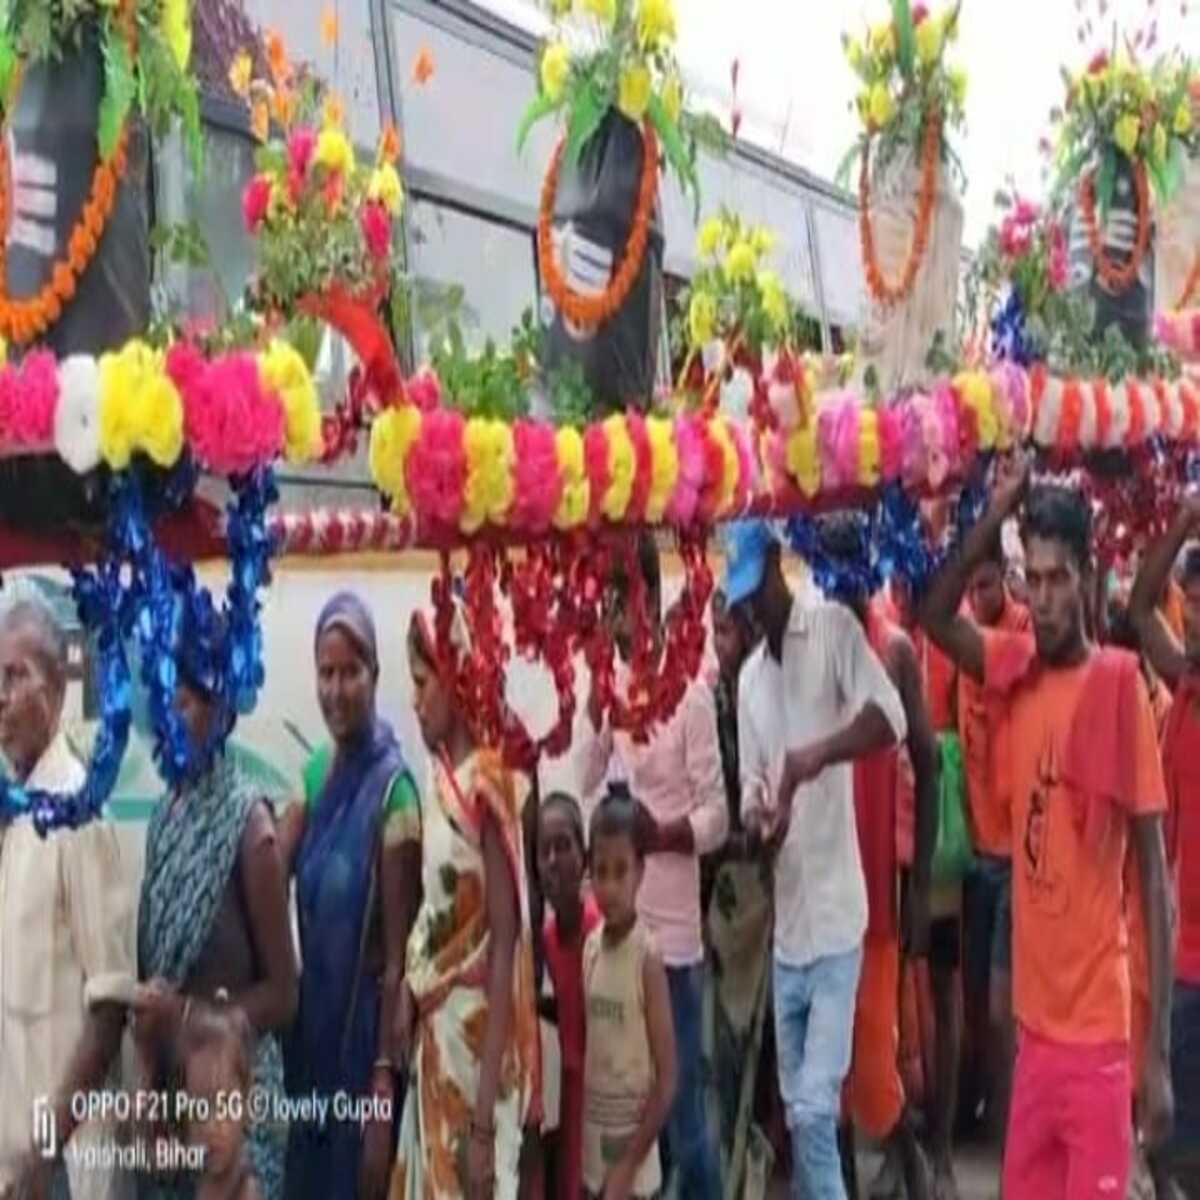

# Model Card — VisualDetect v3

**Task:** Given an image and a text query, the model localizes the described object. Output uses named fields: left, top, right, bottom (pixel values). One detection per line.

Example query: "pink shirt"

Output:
left=579, top=680, right=727, bottom=966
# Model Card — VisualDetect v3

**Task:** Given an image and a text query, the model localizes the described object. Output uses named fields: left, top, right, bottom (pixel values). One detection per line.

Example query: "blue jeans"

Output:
left=774, top=947, right=863, bottom=1200
left=1167, top=979, right=1200, bottom=1169
left=665, top=964, right=722, bottom=1200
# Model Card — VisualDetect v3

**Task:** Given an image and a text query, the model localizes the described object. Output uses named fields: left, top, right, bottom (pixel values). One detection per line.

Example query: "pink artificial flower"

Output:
left=1088, top=50, right=1109, bottom=74
left=360, top=200, right=391, bottom=260
left=933, top=383, right=962, bottom=474
left=1013, top=197, right=1039, bottom=225
left=287, top=166, right=305, bottom=206
left=912, top=3, right=929, bottom=24
left=287, top=126, right=317, bottom=179
left=406, top=407, right=466, bottom=526
left=830, top=401, right=861, bottom=490
left=816, top=405, right=840, bottom=488
left=729, top=421, right=754, bottom=510
left=1048, top=222, right=1069, bottom=291
left=406, top=367, right=442, bottom=412
left=166, top=341, right=207, bottom=401
left=323, top=171, right=344, bottom=214
left=999, top=216, right=1033, bottom=259
left=242, top=174, right=273, bottom=232
left=0, top=365, right=14, bottom=447
left=186, top=353, right=285, bottom=475
left=878, top=405, right=903, bottom=481
left=666, top=414, right=705, bottom=526
left=582, top=423, right=610, bottom=525
left=511, top=419, right=562, bottom=532
left=899, top=395, right=930, bottom=490
left=10, top=352, right=59, bottom=446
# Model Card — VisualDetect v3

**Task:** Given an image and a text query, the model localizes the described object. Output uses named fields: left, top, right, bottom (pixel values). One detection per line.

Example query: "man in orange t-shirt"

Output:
left=920, top=463, right=1174, bottom=1199
left=957, top=531, right=1030, bottom=1154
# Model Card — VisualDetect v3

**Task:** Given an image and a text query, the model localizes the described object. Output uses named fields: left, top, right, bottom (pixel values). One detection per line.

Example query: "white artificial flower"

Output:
left=54, top=355, right=101, bottom=475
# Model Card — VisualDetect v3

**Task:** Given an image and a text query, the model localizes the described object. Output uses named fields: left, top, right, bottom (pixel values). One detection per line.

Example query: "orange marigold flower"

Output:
left=412, top=46, right=435, bottom=85
left=265, top=29, right=291, bottom=86
left=322, top=92, right=345, bottom=130
left=378, top=120, right=401, bottom=164
left=320, top=6, right=338, bottom=46
left=271, top=86, right=296, bottom=126
left=229, top=50, right=253, bottom=98
left=52, top=263, right=77, bottom=300
left=251, top=98, right=270, bottom=142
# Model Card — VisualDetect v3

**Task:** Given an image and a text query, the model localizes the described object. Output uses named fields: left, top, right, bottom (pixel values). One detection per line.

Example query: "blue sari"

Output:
left=285, top=718, right=409, bottom=1200
left=137, top=755, right=286, bottom=1200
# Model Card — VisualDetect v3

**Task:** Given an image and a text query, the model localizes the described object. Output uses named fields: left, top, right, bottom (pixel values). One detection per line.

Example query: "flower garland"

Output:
left=537, top=121, right=658, bottom=332
left=1078, top=160, right=1151, bottom=293
left=859, top=104, right=941, bottom=306
left=0, top=0, right=135, bottom=345
left=1155, top=309, right=1200, bottom=360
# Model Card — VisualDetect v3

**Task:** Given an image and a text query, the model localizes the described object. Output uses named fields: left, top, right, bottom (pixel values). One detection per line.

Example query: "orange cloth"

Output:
left=982, top=632, right=1168, bottom=1045
left=1161, top=579, right=1186, bottom=645
left=958, top=598, right=1031, bottom=857
left=843, top=936, right=905, bottom=1139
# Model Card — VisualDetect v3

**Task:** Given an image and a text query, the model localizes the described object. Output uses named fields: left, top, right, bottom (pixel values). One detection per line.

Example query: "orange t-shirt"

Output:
left=984, top=633, right=1167, bottom=1045
left=958, top=599, right=1031, bottom=857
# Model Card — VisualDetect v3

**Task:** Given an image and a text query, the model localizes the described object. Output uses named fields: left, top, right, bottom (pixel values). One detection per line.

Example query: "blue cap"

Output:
left=722, top=520, right=777, bottom=608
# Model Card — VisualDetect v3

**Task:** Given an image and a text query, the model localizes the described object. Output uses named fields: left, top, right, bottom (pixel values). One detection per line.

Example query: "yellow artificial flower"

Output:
left=1114, top=111, right=1140, bottom=158
left=845, top=36, right=866, bottom=73
left=858, top=408, right=880, bottom=487
left=368, top=163, right=405, bottom=215
left=314, top=128, right=354, bottom=175
left=541, top=42, right=571, bottom=102
left=228, top=50, right=253, bottom=98
left=636, top=0, right=676, bottom=48
left=868, top=82, right=895, bottom=129
left=462, top=418, right=515, bottom=534
left=553, top=426, right=590, bottom=530
left=617, top=63, right=652, bottom=121
left=1152, top=122, right=1168, bottom=166
left=602, top=415, right=636, bottom=522
left=662, top=73, right=683, bottom=125
left=955, top=371, right=999, bottom=450
left=785, top=425, right=820, bottom=498
left=696, top=217, right=723, bottom=258
left=723, top=241, right=756, bottom=283
left=260, top=341, right=322, bottom=463
left=98, top=341, right=183, bottom=471
left=749, top=226, right=775, bottom=257
left=161, top=0, right=192, bottom=71
left=645, top=416, right=679, bottom=523
left=688, top=291, right=717, bottom=346
left=869, top=21, right=896, bottom=58
left=948, top=65, right=967, bottom=108
left=1174, top=102, right=1193, bottom=135
left=581, top=0, right=616, bottom=26
left=757, top=271, right=789, bottom=333
left=915, top=16, right=942, bottom=67
left=0, top=337, right=7, bottom=365
left=368, top=405, right=422, bottom=514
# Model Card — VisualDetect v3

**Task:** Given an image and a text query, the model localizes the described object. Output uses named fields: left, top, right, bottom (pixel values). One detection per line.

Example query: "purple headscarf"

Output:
left=315, top=591, right=379, bottom=675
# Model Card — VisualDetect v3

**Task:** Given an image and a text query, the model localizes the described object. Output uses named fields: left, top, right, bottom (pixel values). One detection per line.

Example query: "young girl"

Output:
left=583, top=785, right=677, bottom=1200
left=539, top=792, right=601, bottom=1200
left=180, top=1003, right=263, bottom=1200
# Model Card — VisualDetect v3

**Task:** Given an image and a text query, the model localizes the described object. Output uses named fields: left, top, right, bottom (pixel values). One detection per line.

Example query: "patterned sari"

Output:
left=391, top=749, right=540, bottom=1200
left=137, top=756, right=285, bottom=1200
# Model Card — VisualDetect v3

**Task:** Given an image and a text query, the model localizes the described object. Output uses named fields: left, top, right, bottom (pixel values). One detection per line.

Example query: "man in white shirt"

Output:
left=0, top=599, right=134, bottom=1200
left=723, top=521, right=907, bottom=1200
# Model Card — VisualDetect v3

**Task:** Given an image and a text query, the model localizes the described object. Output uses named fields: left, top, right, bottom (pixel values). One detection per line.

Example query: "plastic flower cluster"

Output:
left=233, top=28, right=405, bottom=309
left=0, top=338, right=322, bottom=478
left=520, top=0, right=702, bottom=206
left=842, top=0, right=967, bottom=157
left=1054, top=45, right=1198, bottom=206
left=684, top=212, right=791, bottom=359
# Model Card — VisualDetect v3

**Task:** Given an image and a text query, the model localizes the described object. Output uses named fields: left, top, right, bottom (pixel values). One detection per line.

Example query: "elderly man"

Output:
left=0, top=598, right=134, bottom=1200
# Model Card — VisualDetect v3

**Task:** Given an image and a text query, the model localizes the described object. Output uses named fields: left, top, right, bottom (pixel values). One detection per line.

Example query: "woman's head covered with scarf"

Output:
left=406, top=601, right=472, bottom=755
left=174, top=589, right=234, bottom=755
left=315, top=591, right=381, bottom=747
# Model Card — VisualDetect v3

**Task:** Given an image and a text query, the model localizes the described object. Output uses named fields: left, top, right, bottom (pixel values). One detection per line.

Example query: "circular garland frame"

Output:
left=1078, top=159, right=1151, bottom=294
left=537, top=120, right=658, bottom=332
left=0, top=0, right=135, bottom=345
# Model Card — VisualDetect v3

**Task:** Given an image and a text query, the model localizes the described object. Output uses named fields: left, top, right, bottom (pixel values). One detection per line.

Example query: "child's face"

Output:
left=538, top=805, right=584, bottom=914
left=184, top=1049, right=245, bottom=1176
left=590, top=831, right=642, bottom=926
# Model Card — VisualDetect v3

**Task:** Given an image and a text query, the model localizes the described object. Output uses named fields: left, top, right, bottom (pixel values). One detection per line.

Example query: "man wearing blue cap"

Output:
left=723, top=519, right=908, bottom=1200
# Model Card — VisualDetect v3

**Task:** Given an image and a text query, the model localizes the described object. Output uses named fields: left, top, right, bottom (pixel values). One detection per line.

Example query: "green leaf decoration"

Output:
left=891, top=0, right=915, bottom=78
left=516, top=90, right=560, bottom=156
left=834, top=140, right=862, bottom=189
left=1164, top=138, right=1185, bottom=202
left=255, top=144, right=287, bottom=175
left=1096, top=147, right=1116, bottom=223
left=648, top=92, right=699, bottom=217
left=0, top=29, right=15, bottom=110
left=563, top=81, right=606, bottom=166
left=97, top=23, right=135, bottom=161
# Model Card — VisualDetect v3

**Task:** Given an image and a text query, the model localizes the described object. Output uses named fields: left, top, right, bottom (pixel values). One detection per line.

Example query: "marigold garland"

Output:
left=1078, top=160, right=1151, bottom=295
left=859, top=106, right=941, bottom=307
left=0, top=0, right=135, bottom=345
left=537, top=121, right=658, bottom=332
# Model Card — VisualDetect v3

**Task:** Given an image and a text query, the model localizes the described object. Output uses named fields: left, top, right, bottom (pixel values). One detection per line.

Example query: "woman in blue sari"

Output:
left=133, top=608, right=298, bottom=1200
left=279, top=593, right=422, bottom=1200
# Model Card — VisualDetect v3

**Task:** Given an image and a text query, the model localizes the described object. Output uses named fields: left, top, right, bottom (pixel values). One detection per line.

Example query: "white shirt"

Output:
left=738, top=600, right=907, bottom=968
left=0, top=731, right=135, bottom=1199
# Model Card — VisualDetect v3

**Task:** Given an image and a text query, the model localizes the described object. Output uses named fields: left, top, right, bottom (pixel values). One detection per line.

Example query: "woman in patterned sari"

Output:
left=390, top=607, right=540, bottom=1200
left=133, top=608, right=297, bottom=1199
left=279, top=593, right=423, bottom=1200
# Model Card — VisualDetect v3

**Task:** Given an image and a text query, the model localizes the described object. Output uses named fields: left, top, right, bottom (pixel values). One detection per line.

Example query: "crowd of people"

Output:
left=0, top=458, right=1197, bottom=1200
